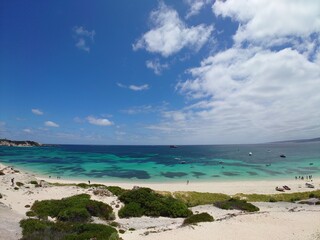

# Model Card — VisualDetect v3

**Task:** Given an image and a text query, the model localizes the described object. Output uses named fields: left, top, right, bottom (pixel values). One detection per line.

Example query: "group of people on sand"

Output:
left=295, top=175, right=313, bottom=180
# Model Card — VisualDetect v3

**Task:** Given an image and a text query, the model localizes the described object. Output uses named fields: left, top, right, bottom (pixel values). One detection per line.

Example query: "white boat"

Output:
left=249, top=152, right=252, bottom=156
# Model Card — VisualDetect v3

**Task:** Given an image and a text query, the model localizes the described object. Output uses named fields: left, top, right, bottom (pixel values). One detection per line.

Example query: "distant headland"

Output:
left=0, top=139, right=42, bottom=147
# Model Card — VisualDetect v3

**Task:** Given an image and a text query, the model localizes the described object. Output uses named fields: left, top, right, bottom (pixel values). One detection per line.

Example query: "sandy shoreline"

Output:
left=1, top=162, right=320, bottom=240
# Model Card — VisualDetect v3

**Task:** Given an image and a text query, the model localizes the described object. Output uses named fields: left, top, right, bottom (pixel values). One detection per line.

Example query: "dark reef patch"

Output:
left=222, top=172, right=241, bottom=176
left=161, top=172, right=188, bottom=178
left=86, top=169, right=151, bottom=179
left=192, top=171, right=206, bottom=178
left=247, top=171, right=258, bottom=176
left=211, top=175, right=220, bottom=178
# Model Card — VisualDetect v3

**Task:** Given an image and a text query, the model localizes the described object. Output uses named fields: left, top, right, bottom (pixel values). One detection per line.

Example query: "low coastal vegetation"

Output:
left=171, top=190, right=320, bottom=206
left=173, top=191, right=230, bottom=207
left=214, top=198, right=259, bottom=212
left=183, top=213, right=214, bottom=225
left=21, top=194, right=119, bottom=240
left=118, top=187, right=192, bottom=218
left=29, top=194, right=114, bottom=222
left=20, top=219, right=118, bottom=240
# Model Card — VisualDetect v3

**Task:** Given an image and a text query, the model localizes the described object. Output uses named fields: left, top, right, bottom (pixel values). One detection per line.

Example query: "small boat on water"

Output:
left=170, top=145, right=178, bottom=148
left=305, top=182, right=315, bottom=188
left=280, top=154, right=286, bottom=158
left=275, top=186, right=285, bottom=192
left=249, top=152, right=252, bottom=156
left=179, top=161, right=186, bottom=164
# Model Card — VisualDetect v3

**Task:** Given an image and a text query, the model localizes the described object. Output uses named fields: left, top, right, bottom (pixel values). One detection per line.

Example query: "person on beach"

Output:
left=187, top=180, right=189, bottom=185
left=11, top=178, right=14, bottom=186
left=88, top=180, right=91, bottom=185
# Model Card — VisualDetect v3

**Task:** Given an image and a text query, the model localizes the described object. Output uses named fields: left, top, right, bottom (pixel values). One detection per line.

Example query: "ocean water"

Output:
left=0, top=143, right=319, bottom=183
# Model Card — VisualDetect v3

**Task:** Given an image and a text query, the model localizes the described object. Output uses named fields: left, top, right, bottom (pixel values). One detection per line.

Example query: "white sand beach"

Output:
left=1, top=163, right=320, bottom=240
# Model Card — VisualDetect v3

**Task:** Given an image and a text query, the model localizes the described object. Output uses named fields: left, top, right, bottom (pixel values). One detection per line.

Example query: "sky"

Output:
left=0, top=0, right=320, bottom=145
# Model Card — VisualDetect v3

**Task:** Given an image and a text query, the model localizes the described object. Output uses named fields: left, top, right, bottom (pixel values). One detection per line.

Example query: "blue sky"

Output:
left=1, top=0, right=320, bottom=145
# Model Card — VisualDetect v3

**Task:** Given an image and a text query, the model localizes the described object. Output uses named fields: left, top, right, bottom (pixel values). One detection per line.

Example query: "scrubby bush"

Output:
left=0, top=170, right=5, bottom=175
left=214, top=198, right=259, bottom=212
left=118, top=202, right=144, bottom=218
left=16, top=182, right=24, bottom=187
left=26, top=211, right=36, bottom=217
left=29, top=181, right=38, bottom=185
left=183, top=213, right=214, bottom=225
left=14, top=187, right=19, bottom=190
left=106, top=186, right=128, bottom=196
left=0, top=193, right=2, bottom=199
left=269, top=198, right=277, bottom=202
left=20, top=219, right=119, bottom=240
left=174, top=191, right=230, bottom=207
left=31, top=194, right=114, bottom=222
left=118, top=188, right=192, bottom=218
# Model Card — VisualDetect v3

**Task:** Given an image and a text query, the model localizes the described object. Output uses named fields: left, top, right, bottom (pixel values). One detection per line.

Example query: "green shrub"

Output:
left=173, top=191, right=230, bottom=207
left=57, top=208, right=91, bottom=222
left=269, top=198, right=277, bottom=202
left=119, top=229, right=125, bottom=234
left=0, top=170, right=5, bottom=175
left=0, top=193, right=2, bottom=199
left=16, top=182, right=24, bottom=187
left=30, top=194, right=114, bottom=222
left=29, top=181, right=38, bottom=185
left=20, top=219, right=119, bottom=240
left=118, top=188, right=192, bottom=218
left=109, top=221, right=120, bottom=228
left=26, top=211, right=36, bottom=217
left=14, top=187, right=19, bottom=190
left=214, top=198, right=259, bottom=212
left=118, top=202, right=144, bottom=218
left=183, top=213, right=214, bottom=225
left=106, top=186, right=128, bottom=196
left=129, top=228, right=135, bottom=231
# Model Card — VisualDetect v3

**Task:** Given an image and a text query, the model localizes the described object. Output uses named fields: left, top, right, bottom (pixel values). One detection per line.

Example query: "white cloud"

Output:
left=168, top=47, right=320, bottom=143
left=129, top=84, right=149, bottom=91
left=133, top=2, right=213, bottom=57
left=146, top=59, right=169, bottom=75
left=23, top=128, right=32, bottom=133
left=185, top=0, right=212, bottom=19
left=73, top=26, right=95, bottom=52
left=87, top=116, right=113, bottom=126
left=45, top=121, right=59, bottom=128
left=31, top=109, right=43, bottom=115
left=117, top=83, right=149, bottom=91
left=213, top=0, right=320, bottom=46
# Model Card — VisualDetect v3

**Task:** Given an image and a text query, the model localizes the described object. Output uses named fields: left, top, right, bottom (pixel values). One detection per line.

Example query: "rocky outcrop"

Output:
left=0, top=139, right=42, bottom=147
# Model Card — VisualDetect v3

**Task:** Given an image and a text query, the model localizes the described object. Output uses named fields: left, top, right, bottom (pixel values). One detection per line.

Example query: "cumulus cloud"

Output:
left=45, top=121, right=59, bottom=128
left=146, top=59, right=169, bottom=75
left=31, top=109, right=43, bottom=115
left=213, top=0, right=320, bottom=46
left=133, top=2, right=213, bottom=57
left=185, top=0, right=212, bottom=19
left=145, top=1, right=320, bottom=144
left=87, top=116, right=113, bottom=126
left=117, top=83, right=149, bottom=91
left=170, top=47, right=320, bottom=143
left=73, top=26, right=95, bottom=52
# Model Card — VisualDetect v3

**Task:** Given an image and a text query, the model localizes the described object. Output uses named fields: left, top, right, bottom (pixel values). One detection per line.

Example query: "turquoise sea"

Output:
left=0, top=143, right=319, bottom=182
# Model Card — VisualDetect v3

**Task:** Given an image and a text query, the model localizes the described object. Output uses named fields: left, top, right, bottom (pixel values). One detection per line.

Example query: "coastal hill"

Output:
left=0, top=139, right=42, bottom=147
left=271, top=137, right=320, bottom=144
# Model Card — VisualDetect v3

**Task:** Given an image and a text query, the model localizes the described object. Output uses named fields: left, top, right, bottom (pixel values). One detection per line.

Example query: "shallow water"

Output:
left=0, top=143, right=319, bottom=182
